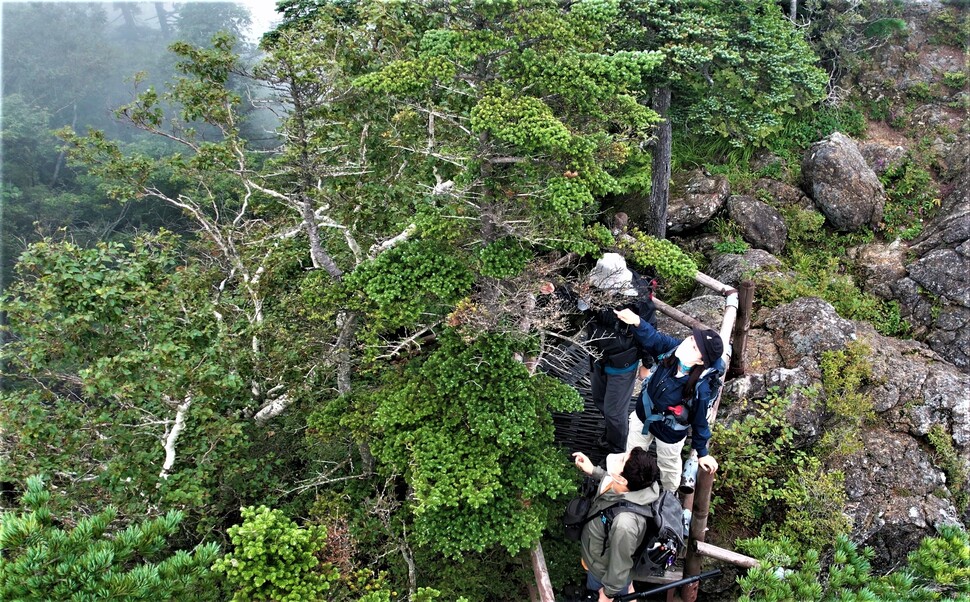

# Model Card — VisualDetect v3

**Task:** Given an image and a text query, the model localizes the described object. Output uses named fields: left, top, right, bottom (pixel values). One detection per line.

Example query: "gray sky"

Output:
left=0, top=1, right=282, bottom=42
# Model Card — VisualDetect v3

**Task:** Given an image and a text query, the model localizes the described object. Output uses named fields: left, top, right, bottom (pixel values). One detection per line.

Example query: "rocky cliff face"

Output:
left=719, top=297, right=968, bottom=571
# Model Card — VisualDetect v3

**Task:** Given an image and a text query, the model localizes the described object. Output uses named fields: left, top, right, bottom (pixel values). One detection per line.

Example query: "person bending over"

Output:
left=572, top=447, right=660, bottom=602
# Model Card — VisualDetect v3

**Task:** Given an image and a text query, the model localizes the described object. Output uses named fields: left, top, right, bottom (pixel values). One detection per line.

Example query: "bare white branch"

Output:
left=369, top=223, right=417, bottom=258
left=254, top=393, right=294, bottom=424
left=159, top=396, right=192, bottom=480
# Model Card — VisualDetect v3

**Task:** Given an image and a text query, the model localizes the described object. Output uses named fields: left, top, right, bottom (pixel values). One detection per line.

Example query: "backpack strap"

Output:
left=598, top=501, right=655, bottom=556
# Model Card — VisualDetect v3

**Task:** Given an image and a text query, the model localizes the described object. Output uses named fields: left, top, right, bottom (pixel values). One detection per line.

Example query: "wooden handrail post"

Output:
left=728, top=281, right=755, bottom=379
left=530, top=541, right=556, bottom=602
left=681, top=467, right=715, bottom=602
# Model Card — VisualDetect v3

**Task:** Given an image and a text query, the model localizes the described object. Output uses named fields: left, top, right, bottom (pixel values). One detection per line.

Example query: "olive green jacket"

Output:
left=580, top=467, right=661, bottom=598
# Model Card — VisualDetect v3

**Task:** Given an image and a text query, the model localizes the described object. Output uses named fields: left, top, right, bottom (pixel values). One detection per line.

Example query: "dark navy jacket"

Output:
left=630, top=321, right=722, bottom=458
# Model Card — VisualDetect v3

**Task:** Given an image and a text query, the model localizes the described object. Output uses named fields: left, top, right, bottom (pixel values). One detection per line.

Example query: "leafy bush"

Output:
left=709, top=217, right=750, bottom=254
left=907, top=524, right=970, bottom=597
left=618, top=228, right=698, bottom=282
left=213, top=505, right=340, bottom=602
left=928, top=7, right=970, bottom=48
left=714, top=239, right=751, bottom=254
left=818, top=340, right=877, bottom=457
left=762, top=457, right=850, bottom=552
left=942, top=70, right=968, bottom=89
left=0, top=476, right=220, bottom=601
left=880, top=154, right=942, bottom=240
left=769, top=105, right=867, bottom=157
left=737, top=529, right=970, bottom=601
left=371, top=330, right=582, bottom=558
left=864, top=18, right=908, bottom=39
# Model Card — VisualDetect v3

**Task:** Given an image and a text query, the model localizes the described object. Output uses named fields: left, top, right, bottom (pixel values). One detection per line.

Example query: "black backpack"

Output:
left=585, top=272, right=657, bottom=369
left=564, top=486, right=685, bottom=575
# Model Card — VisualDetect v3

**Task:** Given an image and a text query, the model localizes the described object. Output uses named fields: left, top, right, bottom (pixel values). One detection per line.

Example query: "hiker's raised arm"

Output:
left=572, top=451, right=595, bottom=475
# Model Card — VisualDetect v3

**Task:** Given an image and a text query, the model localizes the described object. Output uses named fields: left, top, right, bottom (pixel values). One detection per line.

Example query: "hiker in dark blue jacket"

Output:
left=614, top=308, right=724, bottom=492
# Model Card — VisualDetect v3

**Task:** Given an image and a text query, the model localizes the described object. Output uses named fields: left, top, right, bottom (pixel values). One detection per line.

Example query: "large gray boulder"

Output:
left=726, top=195, right=788, bottom=255
left=752, top=178, right=813, bottom=210
left=701, top=249, right=785, bottom=292
left=667, top=169, right=730, bottom=233
left=801, top=132, right=887, bottom=231
left=657, top=295, right=725, bottom=338
left=763, top=297, right=859, bottom=371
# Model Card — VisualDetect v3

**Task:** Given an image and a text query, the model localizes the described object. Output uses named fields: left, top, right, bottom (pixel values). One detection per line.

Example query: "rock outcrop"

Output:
left=893, top=162, right=970, bottom=371
left=726, top=195, right=788, bottom=255
left=801, top=132, right=887, bottom=231
left=699, top=249, right=785, bottom=293
left=721, top=297, right=968, bottom=570
left=667, top=170, right=730, bottom=233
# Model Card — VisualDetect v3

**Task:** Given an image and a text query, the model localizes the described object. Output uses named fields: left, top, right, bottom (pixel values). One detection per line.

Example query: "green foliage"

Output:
left=371, top=330, right=582, bottom=557
left=907, top=81, right=936, bottom=102
left=622, top=0, right=828, bottom=146
left=799, top=0, right=907, bottom=81
left=714, top=391, right=849, bottom=552
left=359, top=587, right=470, bottom=602
left=709, top=216, right=750, bottom=254
left=942, top=70, right=968, bottom=89
left=0, top=476, right=220, bottom=602
left=880, top=152, right=942, bottom=241
left=763, top=457, right=850, bottom=551
left=343, top=239, right=475, bottom=330
left=479, top=237, right=532, bottom=279
left=471, top=93, right=572, bottom=154
left=865, top=18, right=908, bottom=39
left=618, top=228, right=698, bottom=282
left=927, top=425, right=970, bottom=512
left=757, top=207, right=911, bottom=337
left=0, top=234, right=293, bottom=537
left=818, top=340, right=877, bottom=457
left=713, top=239, right=751, bottom=254
left=769, top=105, right=868, bottom=160
left=213, top=505, right=339, bottom=602
left=737, top=530, right=969, bottom=601
left=907, top=525, right=970, bottom=598
left=928, top=7, right=970, bottom=48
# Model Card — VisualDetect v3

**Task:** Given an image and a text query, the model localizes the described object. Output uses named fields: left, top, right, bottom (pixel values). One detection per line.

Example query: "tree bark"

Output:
left=51, top=103, right=77, bottom=186
left=647, top=86, right=672, bottom=239
left=154, top=2, right=170, bottom=36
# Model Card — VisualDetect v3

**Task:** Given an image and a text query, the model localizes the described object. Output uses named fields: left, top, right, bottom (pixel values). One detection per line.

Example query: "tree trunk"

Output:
left=155, top=3, right=170, bottom=36
left=118, top=4, right=137, bottom=31
left=51, top=103, right=77, bottom=186
left=647, top=86, right=672, bottom=239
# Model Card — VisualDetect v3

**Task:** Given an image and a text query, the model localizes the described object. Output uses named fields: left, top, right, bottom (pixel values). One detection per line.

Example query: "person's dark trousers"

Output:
left=590, top=361, right=638, bottom=453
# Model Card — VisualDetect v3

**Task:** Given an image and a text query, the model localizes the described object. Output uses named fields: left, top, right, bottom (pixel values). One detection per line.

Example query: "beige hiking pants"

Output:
left=626, top=411, right=686, bottom=493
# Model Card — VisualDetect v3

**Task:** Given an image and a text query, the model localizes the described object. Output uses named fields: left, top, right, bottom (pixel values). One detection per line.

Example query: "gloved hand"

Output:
left=577, top=298, right=591, bottom=311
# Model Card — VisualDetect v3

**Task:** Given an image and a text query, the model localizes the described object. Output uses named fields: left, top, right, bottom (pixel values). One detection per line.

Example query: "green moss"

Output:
left=928, top=424, right=969, bottom=512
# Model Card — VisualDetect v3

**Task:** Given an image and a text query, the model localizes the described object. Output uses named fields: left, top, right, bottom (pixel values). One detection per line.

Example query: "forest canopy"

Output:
left=2, top=1, right=967, bottom=601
